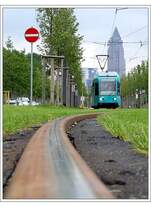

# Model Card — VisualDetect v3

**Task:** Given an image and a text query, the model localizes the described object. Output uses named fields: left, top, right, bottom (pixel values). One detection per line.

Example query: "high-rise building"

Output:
left=107, top=27, right=126, bottom=77
left=86, top=68, right=97, bottom=91
left=82, top=68, right=97, bottom=92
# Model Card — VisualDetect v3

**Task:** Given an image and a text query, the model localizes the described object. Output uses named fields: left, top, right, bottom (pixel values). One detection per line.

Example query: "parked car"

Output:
left=31, top=101, right=40, bottom=106
left=17, top=97, right=29, bottom=106
left=8, top=99, right=17, bottom=105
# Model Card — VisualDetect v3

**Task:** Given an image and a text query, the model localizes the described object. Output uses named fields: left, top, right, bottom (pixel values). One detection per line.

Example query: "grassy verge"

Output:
left=97, top=109, right=148, bottom=155
left=4, top=106, right=148, bottom=155
left=3, top=105, right=102, bottom=136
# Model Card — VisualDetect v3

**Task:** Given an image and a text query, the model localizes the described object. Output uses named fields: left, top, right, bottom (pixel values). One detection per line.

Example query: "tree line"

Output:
left=3, top=38, right=49, bottom=100
left=121, top=60, right=148, bottom=108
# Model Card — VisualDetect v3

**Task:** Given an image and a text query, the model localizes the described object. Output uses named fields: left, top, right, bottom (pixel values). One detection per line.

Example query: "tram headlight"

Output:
left=100, top=97, right=104, bottom=101
left=113, top=97, right=117, bottom=101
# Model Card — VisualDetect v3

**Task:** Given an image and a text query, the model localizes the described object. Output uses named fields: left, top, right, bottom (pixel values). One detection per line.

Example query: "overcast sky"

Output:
left=3, top=7, right=148, bottom=74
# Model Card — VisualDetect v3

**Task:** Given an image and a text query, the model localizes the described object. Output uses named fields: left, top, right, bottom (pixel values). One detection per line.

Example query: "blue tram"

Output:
left=91, top=72, right=121, bottom=108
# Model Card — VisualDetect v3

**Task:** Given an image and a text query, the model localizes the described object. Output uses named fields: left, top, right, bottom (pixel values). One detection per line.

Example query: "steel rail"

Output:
left=4, top=113, right=114, bottom=199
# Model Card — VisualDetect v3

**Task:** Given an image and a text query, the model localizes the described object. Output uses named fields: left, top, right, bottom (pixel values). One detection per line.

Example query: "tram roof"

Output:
left=96, top=71, right=120, bottom=77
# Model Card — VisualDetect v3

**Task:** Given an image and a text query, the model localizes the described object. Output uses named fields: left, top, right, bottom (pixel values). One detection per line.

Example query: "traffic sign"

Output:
left=24, top=27, right=39, bottom=105
left=24, top=27, right=39, bottom=43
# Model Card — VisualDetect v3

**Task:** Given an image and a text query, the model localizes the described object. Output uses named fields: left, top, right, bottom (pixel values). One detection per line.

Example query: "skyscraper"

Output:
left=107, top=27, right=126, bottom=77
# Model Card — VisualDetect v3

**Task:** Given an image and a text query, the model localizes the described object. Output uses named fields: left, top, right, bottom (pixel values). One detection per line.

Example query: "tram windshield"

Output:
left=100, top=78, right=116, bottom=95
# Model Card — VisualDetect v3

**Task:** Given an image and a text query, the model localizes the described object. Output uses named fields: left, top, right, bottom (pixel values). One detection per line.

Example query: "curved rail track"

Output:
left=4, top=113, right=114, bottom=199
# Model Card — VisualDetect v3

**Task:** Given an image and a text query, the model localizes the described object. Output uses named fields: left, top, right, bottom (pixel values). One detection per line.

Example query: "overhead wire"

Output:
left=83, top=8, right=148, bottom=70
left=122, top=25, right=147, bottom=39
left=101, top=8, right=118, bottom=54
left=83, top=8, right=124, bottom=69
left=127, top=38, right=148, bottom=63
left=127, top=56, right=147, bottom=62
left=97, top=8, right=118, bottom=70
left=84, top=40, right=148, bottom=45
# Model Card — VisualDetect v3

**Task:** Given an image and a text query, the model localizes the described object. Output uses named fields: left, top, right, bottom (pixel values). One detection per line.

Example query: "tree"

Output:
left=3, top=46, right=30, bottom=97
left=37, top=8, right=84, bottom=96
left=25, top=53, right=42, bottom=99
left=37, top=8, right=58, bottom=54
left=5, top=37, right=14, bottom=51
left=121, top=60, right=148, bottom=107
left=3, top=38, right=46, bottom=100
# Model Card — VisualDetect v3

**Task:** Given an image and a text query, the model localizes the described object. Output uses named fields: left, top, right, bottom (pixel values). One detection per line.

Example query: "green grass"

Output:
left=4, top=105, right=148, bottom=155
left=97, top=109, right=148, bottom=155
left=3, top=105, right=102, bottom=136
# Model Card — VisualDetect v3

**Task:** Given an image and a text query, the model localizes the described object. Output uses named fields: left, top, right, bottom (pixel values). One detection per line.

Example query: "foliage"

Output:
left=37, top=8, right=84, bottom=94
left=97, top=109, right=148, bottom=155
left=3, top=46, right=30, bottom=97
left=36, top=8, right=58, bottom=54
left=5, top=37, right=14, bottom=50
left=121, top=61, right=148, bottom=98
left=3, top=39, right=50, bottom=99
left=26, top=53, right=46, bottom=99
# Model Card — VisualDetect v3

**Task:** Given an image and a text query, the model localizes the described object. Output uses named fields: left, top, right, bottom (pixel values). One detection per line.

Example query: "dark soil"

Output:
left=3, top=125, right=41, bottom=190
left=67, top=118, right=148, bottom=199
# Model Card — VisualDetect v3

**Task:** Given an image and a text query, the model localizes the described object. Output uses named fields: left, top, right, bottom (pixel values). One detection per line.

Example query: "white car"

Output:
left=31, top=101, right=39, bottom=106
left=8, top=99, right=17, bottom=105
left=17, top=97, right=30, bottom=106
left=18, top=101, right=29, bottom=106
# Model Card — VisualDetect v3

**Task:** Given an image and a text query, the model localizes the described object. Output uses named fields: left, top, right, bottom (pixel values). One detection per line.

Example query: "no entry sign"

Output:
left=24, top=27, right=39, bottom=105
left=24, top=27, right=39, bottom=43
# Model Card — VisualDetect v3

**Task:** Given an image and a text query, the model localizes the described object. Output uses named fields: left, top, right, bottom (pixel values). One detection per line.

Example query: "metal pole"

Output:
left=66, top=70, right=69, bottom=106
left=42, top=57, right=46, bottom=104
left=30, top=43, right=33, bottom=105
left=81, top=84, right=84, bottom=107
left=60, top=58, right=64, bottom=105
left=50, top=58, right=55, bottom=104
left=56, top=70, right=59, bottom=105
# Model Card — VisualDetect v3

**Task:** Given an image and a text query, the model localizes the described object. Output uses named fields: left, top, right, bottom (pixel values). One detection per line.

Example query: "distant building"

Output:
left=81, top=67, right=87, bottom=83
left=107, top=27, right=126, bottom=77
left=84, top=68, right=98, bottom=92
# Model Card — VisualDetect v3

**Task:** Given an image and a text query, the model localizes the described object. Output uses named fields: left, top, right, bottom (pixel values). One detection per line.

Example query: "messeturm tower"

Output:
left=107, top=27, right=126, bottom=77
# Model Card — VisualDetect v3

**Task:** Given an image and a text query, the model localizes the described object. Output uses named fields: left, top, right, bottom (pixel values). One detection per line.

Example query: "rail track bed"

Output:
left=3, top=125, right=41, bottom=188
left=3, top=114, right=113, bottom=199
left=68, top=118, right=148, bottom=199
left=3, top=113, right=148, bottom=199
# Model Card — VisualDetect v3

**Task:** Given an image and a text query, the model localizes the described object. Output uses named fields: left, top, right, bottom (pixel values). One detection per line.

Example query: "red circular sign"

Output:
left=24, top=27, right=39, bottom=43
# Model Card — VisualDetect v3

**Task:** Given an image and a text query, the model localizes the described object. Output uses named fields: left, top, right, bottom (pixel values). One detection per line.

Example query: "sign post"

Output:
left=30, top=42, right=33, bottom=105
left=24, top=27, right=39, bottom=105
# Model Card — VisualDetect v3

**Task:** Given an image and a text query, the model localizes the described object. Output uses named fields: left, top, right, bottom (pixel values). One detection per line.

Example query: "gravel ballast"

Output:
left=3, top=117, right=148, bottom=199
left=68, top=118, right=148, bottom=199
